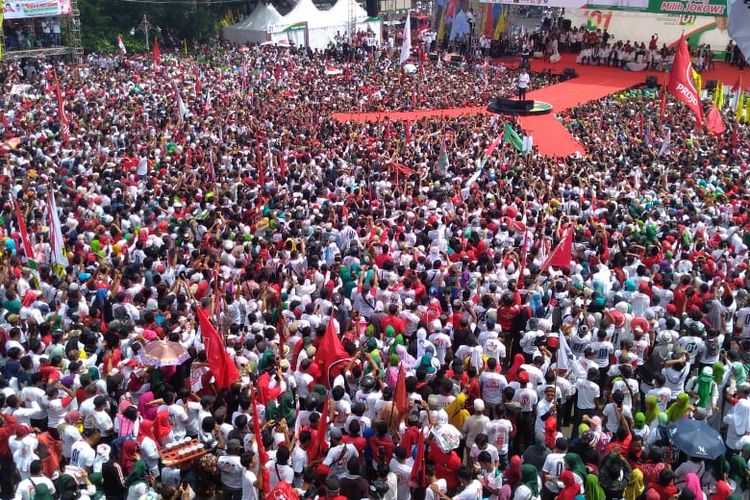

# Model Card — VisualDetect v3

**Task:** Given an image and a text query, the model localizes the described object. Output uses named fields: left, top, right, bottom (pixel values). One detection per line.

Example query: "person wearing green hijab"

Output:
left=517, top=464, right=540, bottom=499
left=689, top=366, right=718, bottom=411
left=125, top=460, right=151, bottom=498
left=665, top=393, right=692, bottom=422
left=258, top=348, right=275, bottom=372
left=418, top=353, right=436, bottom=374
left=564, top=453, right=588, bottom=483
left=585, top=473, right=606, bottom=500
left=88, top=472, right=106, bottom=500
left=644, top=395, right=661, bottom=426
left=633, top=412, right=647, bottom=438
left=387, top=333, right=405, bottom=357
left=266, top=390, right=297, bottom=426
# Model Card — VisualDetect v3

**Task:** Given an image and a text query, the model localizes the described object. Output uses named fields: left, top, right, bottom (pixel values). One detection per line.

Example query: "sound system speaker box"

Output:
left=705, top=79, right=717, bottom=91
left=428, top=52, right=438, bottom=61
left=450, top=54, right=462, bottom=62
left=562, top=67, right=578, bottom=79
left=645, top=75, right=658, bottom=87
left=366, top=0, right=378, bottom=18
left=562, top=19, right=572, bottom=30
left=488, top=98, right=535, bottom=114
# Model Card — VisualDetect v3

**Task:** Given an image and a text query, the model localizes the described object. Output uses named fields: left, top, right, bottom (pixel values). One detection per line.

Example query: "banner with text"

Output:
left=4, top=0, right=72, bottom=20
left=480, top=0, right=726, bottom=16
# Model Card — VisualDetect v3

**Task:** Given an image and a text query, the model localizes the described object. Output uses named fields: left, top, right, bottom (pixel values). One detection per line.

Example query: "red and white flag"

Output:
left=53, top=71, right=70, bottom=143
left=152, top=38, right=161, bottom=66
left=117, top=35, right=127, bottom=55
left=203, top=88, right=212, bottom=114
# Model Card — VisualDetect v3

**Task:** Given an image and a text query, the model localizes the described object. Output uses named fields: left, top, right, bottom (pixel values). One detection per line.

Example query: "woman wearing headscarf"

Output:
left=633, top=412, right=649, bottom=440
left=686, top=367, right=719, bottom=416
left=137, top=391, right=159, bottom=422
left=505, top=455, right=523, bottom=489
left=114, top=401, right=140, bottom=439
left=644, top=395, right=661, bottom=428
left=599, top=451, right=632, bottom=499
left=266, top=390, right=297, bottom=427
left=59, top=409, right=83, bottom=463
left=507, top=354, right=526, bottom=382
left=558, top=470, right=582, bottom=500
left=444, top=392, right=470, bottom=429
left=513, top=464, right=541, bottom=500
left=565, top=453, right=588, bottom=486
left=683, top=472, right=706, bottom=500
left=623, top=468, right=645, bottom=500
left=125, top=460, right=153, bottom=500
left=152, top=409, right=174, bottom=447
left=710, top=479, right=732, bottom=500
left=120, top=440, right=140, bottom=476
left=585, top=473, right=606, bottom=500
left=727, top=449, right=748, bottom=497
left=87, top=472, right=106, bottom=500
left=665, top=393, right=692, bottom=422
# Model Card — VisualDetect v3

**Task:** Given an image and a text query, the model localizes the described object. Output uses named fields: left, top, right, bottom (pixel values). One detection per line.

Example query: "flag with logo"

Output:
left=117, top=35, right=127, bottom=55
left=13, top=197, right=41, bottom=289
left=400, top=12, right=412, bottom=64
left=666, top=37, right=702, bottom=128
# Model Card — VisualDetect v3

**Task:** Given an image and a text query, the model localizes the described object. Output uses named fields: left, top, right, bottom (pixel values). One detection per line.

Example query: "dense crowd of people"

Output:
left=0, top=25, right=748, bottom=500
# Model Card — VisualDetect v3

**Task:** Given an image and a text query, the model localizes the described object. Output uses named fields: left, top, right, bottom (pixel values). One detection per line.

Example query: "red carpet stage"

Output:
left=332, top=53, right=746, bottom=157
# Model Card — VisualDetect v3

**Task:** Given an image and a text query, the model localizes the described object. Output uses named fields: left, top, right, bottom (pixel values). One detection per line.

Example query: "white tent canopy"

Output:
left=224, top=0, right=382, bottom=50
left=223, top=3, right=283, bottom=44
left=271, top=0, right=382, bottom=49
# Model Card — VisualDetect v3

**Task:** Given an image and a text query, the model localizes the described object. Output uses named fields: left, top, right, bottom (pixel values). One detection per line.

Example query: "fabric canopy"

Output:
left=223, top=3, right=283, bottom=44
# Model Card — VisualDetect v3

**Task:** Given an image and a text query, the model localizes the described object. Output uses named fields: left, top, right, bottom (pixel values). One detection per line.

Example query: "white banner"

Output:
left=479, top=0, right=586, bottom=7
left=4, top=0, right=72, bottom=20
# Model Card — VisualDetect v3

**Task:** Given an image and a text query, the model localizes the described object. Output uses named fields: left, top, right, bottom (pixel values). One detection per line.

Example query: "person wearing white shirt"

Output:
left=166, top=398, right=189, bottom=440
left=267, top=447, right=295, bottom=489
left=602, top=391, right=633, bottom=434
left=92, top=396, right=114, bottom=440
left=70, top=429, right=99, bottom=471
left=453, top=468, right=483, bottom=500
left=517, top=69, right=531, bottom=100
left=389, top=447, right=415, bottom=499
left=240, top=452, right=259, bottom=500
left=14, top=460, right=55, bottom=500
left=322, top=428, right=358, bottom=477
left=542, top=439, right=568, bottom=497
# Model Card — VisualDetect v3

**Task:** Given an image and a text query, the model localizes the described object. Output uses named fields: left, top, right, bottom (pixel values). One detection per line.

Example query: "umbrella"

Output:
left=667, top=419, right=726, bottom=460
left=141, top=340, right=190, bottom=367
left=403, top=63, right=417, bottom=74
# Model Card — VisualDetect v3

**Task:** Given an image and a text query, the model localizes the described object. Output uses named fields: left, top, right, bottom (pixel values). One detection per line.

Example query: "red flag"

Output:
left=394, top=364, right=408, bottom=414
left=196, top=307, right=240, bottom=390
left=152, top=39, right=161, bottom=66
left=314, top=316, right=349, bottom=388
left=733, top=75, right=744, bottom=93
left=706, top=105, right=726, bottom=135
left=250, top=387, right=270, bottom=494
left=256, top=371, right=282, bottom=406
left=666, top=36, right=703, bottom=129
left=256, top=145, right=265, bottom=186
left=405, top=120, right=412, bottom=142
left=659, top=85, right=667, bottom=119
left=279, top=152, right=287, bottom=178
left=409, top=429, right=426, bottom=488
left=540, top=226, right=573, bottom=273
left=53, top=71, right=70, bottom=143
left=195, top=69, right=202, bottom=94
left=307, top=396, right=329, bottom=463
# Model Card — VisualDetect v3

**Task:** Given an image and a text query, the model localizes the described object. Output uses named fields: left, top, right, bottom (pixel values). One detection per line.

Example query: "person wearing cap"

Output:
left=323, top=426, right=359, bottom=478
left=462, top=399, right=489, bottom=460
left=218, top=438, right=245, bottom=499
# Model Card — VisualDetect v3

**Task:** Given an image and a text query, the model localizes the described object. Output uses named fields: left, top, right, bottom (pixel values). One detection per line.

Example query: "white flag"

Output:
left=728, top=0, right=750, bottom=66
left=177, top=92, right=188, bottom=122
left=557, top=331, right=585, bottom=380
left=47, top=188, right=68, bottom=273
left=117, top=35, right=127, bottom=55
left=400, top=12, right=412, bottom=65
left=658, top=129, right=671, bottom=157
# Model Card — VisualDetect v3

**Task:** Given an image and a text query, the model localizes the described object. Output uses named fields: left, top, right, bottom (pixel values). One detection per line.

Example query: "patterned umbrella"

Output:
left=141, top=340, right=190, bottom=367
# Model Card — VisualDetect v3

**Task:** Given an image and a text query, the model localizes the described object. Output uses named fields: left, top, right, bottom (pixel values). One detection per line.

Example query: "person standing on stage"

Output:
left=518, top=69, right=530, bottom=100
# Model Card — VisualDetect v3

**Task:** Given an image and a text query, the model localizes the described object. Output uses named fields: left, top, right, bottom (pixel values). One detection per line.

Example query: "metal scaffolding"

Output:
left=2, top=0, right=84, bottom=61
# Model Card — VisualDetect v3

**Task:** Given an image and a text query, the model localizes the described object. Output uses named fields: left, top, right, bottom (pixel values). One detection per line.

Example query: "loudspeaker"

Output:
left=645, top=75, right=658, bottom=87
left=428, top=52, right=438, bottom=61
left=488, top=98, right=534, bottom=114
left=366, top=0, right=378, bottom=18
left=705, top=79, right=717, bottom=91
left=562, top=67, right=578, bottom=79
left=562, top=18, right=572, bottom=30
left=450, top=54, right=462, bottom=62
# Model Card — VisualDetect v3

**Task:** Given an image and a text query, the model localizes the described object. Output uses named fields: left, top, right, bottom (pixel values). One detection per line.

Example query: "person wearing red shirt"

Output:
left=428, top=440, right=462, bottom=491
left=498, top=293, right=521, bottom=333
left=0, top=413, right=18, bottom=498
left=380, top=304, right=405, bottom=336
left=341, top=420, right=367, bottom=459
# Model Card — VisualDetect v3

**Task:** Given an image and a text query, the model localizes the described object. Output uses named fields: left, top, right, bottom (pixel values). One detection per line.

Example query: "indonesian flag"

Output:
left=53, top=71, right=70, bottom=143
left=13, top=197, right=41, bottom=289
left=706, top=105, right=726, bottom=135
left=324, top=65, right=342, bottom=76
left=196, top=307, right=240, bottom=390
left=666, top=37, right=703, bottom=129
left=117, top=35, right=127, bottom=55
left=484, top=133, right=502, bottom=157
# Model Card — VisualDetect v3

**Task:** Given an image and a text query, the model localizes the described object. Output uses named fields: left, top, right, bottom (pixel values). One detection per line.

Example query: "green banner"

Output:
left=587, top=0, right=726, bottom=16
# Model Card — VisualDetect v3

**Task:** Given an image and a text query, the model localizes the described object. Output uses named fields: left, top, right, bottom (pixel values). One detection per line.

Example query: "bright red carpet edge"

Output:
left=332, top=53, right=746, bottom=157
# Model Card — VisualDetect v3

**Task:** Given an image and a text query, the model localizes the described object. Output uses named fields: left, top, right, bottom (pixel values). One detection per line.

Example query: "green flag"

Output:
left=503, top=123, right=523, bottom=152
